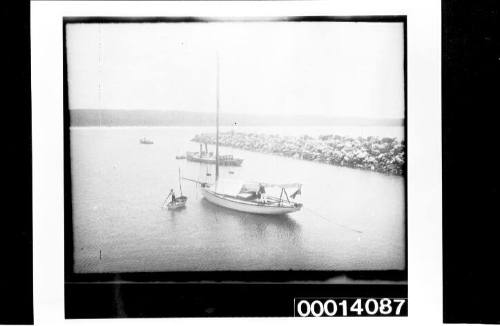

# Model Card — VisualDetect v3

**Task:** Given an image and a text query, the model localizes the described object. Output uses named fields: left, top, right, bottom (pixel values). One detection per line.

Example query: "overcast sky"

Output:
left=66, top=21, right=404, bottom=119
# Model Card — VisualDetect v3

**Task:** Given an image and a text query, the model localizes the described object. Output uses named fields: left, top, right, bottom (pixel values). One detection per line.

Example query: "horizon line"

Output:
left=69, top=108, right=405, bottom=120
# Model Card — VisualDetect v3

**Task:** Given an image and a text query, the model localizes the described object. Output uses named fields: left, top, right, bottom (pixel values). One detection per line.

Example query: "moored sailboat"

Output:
left=186, top=53, right=302, bottom=215
left=200, top=180, right=302, bottom=215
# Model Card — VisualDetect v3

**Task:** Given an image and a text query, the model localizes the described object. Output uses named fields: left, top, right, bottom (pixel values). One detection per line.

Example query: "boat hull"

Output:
left=165, top=196, right=187, bottom=210
left=201, top=187, right=301, bottom=215
left=163, top=196, right=187, bottom=210
left=167, top=203, right=185, bottom=210
left=186, top=153, right=243, bottom=166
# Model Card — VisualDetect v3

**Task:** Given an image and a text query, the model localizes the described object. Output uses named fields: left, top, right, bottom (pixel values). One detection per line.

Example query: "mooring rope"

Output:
left=302, top=206, right=364, bottom=234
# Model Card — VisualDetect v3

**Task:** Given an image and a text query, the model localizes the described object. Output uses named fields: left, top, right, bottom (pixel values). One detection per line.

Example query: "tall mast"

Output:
left=178, top=168, right=183, bottom=196
left=215, top=53, right=220, bottom=181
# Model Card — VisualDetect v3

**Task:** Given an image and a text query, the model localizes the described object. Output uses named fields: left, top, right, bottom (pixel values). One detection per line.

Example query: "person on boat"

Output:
left=257, top=184, right=266, bottom=203
left=169, top=189, right=176, bottom=203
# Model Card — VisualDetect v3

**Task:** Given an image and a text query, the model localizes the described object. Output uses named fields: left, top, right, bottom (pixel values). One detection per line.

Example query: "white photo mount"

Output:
left=31, top=1, right=441, bottom=325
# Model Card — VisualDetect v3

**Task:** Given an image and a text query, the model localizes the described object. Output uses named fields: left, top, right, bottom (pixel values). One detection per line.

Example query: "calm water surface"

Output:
left=71, top=126, right=405, bottom=273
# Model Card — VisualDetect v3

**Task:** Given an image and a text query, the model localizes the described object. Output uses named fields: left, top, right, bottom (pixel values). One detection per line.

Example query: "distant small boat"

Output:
left=186, top=142, right=243, bottom=166
left=140, top=137, right=154, bottom=144
left=186, top=151, right=243, bottom=166
left=175, top=155, right=186, bottom=159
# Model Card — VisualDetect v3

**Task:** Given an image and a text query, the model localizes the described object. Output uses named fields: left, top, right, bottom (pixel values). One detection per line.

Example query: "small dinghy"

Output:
left=162, top=168, right=188, bottom=210
left=166, top=195, right=187, bottom=210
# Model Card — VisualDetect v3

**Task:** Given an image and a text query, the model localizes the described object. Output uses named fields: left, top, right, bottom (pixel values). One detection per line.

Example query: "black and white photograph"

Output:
left=62, top=15, right=409, bottom=318
left=12, top=0, right=500, bottom=323
left=66, top=17, right=406, bottom=274
left=62, top=16, right=408, bottom=317
left=27, top=0, right=447, bottom=323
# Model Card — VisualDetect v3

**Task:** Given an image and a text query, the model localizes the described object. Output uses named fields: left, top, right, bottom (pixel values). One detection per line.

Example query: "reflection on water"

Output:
left=167, top=205, right=187, bottom=218
left=71, top=127, right=405, bottom=272
left=200, top=198, right=302, bottom=243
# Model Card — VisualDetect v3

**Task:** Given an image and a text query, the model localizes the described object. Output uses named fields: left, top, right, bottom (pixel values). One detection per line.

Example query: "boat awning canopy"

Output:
left=239, top=182, right=301, bottom=193
left=258, top=182, right=302, bottom=189
left=213, top=179, right=301, bottom=197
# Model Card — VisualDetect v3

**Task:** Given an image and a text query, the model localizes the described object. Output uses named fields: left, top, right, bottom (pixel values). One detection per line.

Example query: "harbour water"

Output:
left=71, top=126, right=405, bottom=273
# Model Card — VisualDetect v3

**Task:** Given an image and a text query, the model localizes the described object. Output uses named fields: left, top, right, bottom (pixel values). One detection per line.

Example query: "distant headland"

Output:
left=70, top=109, right=404, bottom=127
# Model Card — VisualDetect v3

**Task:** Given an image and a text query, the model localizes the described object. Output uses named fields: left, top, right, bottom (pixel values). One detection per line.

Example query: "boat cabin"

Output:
left=235, top=182, right=301, bottom=206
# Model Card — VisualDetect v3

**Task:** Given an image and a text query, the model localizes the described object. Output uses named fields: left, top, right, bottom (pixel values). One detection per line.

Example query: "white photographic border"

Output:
left=31, top=1, right=441, bottom=325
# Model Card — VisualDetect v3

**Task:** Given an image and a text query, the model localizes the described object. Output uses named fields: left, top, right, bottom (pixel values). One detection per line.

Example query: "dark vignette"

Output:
left=442, top=0, right=500, bottom=324
left=0, top=0, right=34, bottom=324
